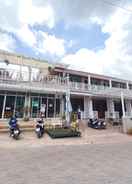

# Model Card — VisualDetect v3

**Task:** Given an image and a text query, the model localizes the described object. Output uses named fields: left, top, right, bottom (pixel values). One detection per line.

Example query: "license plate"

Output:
left=14, top=130, right=19, bottom=134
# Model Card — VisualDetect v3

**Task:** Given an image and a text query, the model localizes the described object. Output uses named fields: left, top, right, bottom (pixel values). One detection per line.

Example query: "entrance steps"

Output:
left=0, top=121, right=35, bottom=133
left=0, top=118, right=63, bottom=133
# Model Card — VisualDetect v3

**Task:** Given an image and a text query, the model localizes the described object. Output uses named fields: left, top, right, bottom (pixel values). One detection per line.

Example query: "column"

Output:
left=60, top=95, right=65, bottom=116
left=88, top=75, right=91, bottom=89
left=2, top=94, right=6, bottom=119
left=121, top=92, right=125, bottom=118
left=84, top=96, right=94, bottom=119
left=126, top=82, right=129, bottom=90
left=109, top=80, right=112, bottom=88
left=125, top=99, right=132, bottom=117
left=24, top=94, right=31, bottom=118
left=28, top=66, right=32, bottom=82
left=106, top=98, right=115, bottom=119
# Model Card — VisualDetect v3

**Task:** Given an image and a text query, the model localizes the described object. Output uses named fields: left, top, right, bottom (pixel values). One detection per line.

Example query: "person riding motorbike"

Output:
left=35, top=116, right=44, bottom=137
left=9, top=115, right=20, bottom=136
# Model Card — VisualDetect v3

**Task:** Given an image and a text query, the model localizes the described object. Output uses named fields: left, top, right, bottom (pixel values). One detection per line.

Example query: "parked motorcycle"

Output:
left=35, top=118, right=44, bottom=138
left=9, top=116, right=21, bottom=140
left=88, top=118, right=106, bottom=129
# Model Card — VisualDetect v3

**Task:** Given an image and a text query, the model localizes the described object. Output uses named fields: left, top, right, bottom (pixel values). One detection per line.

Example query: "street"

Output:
left=0, top=142, right=132, bottom=184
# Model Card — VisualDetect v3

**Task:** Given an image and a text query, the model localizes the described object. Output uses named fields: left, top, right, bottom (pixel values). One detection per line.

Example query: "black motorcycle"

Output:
left=88, top=118, right=106, bottom=129
left=35, top=119, right=44, bottom=138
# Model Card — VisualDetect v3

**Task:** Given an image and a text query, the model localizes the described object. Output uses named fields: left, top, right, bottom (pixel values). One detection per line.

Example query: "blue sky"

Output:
left=0, top=0, right=132, bottom=79
left=15, top=21, right=109, bottom=60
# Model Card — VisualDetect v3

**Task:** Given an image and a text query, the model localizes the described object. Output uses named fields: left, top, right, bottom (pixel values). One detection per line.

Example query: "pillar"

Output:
left=109, top=80, right=112, bottom=88
left=84, top=96, right=94, bottom=119
left=24, top=94, right=31, bottom=118
left=88, top=75, right=91, bottom=89
left=106, top=98, right=115, bottom=119
left=2, top=94, right=6, bottom=119
left=121, top=92, right=125, bottom=118
left=126, top=82, right=129, bottom=90
left=60, top=95, right=65, bottom=116
left=125, top=99, right=132, bottom=117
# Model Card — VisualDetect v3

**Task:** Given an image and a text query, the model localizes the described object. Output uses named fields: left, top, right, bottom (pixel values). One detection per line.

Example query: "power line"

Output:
left=101, top=0, right=132, bottom=14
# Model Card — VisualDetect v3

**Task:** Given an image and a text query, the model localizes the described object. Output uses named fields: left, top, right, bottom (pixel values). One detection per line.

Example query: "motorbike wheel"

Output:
left=13, top=134, right=19, bottom=140
left=37, top=132, right=42, bottom=138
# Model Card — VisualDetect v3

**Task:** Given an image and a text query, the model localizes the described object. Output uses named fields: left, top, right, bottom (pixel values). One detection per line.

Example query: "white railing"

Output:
left=70, top=81, right=132, bottom=98
left=0, top=68, right=132, bottom=98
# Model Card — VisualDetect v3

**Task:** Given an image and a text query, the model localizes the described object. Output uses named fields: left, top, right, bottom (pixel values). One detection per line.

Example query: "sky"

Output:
left=0, top=0, right=132, bottom=80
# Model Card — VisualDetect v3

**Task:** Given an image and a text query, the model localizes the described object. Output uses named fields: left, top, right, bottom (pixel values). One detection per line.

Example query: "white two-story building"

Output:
left=0, top=50, right=132, bottom=121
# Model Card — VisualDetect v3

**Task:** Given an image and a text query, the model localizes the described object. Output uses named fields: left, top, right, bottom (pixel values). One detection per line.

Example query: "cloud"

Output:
left=60, top=3, right=132, bottom=80
left=0, top=0, right=55, bottom=49
left=36, top=31, right=66, bottom=57
left=0, top=33, right=16, bottom=52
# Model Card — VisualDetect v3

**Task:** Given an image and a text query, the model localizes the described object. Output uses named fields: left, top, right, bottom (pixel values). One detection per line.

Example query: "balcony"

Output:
left=0, top=68, right=132, bottom=99
left=69, top=82, right=132, bottom=99
left=0, top=69, right=67, bottom=94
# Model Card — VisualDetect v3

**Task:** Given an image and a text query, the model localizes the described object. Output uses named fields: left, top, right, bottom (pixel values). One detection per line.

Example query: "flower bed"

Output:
left=46, top=128, right=81, bottom=138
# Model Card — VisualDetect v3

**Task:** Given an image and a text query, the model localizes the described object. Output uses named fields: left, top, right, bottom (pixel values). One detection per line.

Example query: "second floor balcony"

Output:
left=0, top=68, right=132, bottom=99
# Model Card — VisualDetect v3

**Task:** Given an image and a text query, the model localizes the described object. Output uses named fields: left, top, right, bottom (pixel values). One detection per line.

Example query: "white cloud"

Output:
left=0, top=33, right=16, bottom=52
left=17, top=24, right=36, bottom=47
left=36, top=32, right=65, bottom=57
left=61, top=4, right=132, bottom=80
left=0, top=0, right=55, bottom=49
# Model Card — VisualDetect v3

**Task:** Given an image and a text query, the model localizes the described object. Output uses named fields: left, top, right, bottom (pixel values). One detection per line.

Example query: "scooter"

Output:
left=9, top=117, right=21, bottom=140
left=88, top=118, right=106, bottom=129
left=35, top=118, right=44, bottom=138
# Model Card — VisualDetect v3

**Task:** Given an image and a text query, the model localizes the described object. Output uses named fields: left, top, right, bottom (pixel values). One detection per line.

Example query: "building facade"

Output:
left=0, top=50, right=132, bottom=121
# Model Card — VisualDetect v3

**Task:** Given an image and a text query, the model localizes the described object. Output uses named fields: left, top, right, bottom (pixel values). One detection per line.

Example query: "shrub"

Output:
left=47, top=128, right=81, bottom=138
left=71, top=112, right=77, bottom=122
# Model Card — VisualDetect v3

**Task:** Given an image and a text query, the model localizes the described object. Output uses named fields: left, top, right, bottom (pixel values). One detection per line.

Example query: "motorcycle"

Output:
left=88, top=118, right=106, bottom=129
left=9, top=117, right=21, bottom=140
left=35, top=118, right=44, bottom=138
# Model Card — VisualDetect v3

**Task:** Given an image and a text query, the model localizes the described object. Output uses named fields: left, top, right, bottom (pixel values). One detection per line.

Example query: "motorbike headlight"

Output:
left=98, top=122, right=101, bottom=125
left=103, top=122, right=106, bottom=125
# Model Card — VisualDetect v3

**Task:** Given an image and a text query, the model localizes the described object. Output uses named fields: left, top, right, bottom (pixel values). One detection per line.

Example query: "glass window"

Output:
left=56, top=99, right=60, bottom=117
left=15, top=96, right=25, bottom=118
left=31, top=97, right=40, bottom=118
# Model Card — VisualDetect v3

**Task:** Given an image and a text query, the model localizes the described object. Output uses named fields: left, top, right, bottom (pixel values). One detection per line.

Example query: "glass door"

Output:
left=4, top=96, right=15, bottom=118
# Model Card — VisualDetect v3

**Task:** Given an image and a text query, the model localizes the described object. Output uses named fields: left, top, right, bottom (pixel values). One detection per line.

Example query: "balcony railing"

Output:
left=69, top=81, right=132, bottom=98
left=0, top=69, right=132, bottom=98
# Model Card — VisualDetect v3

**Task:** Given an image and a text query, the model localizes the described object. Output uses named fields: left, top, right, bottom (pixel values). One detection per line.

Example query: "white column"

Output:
left=125, top=99, right=132, bottom=117
left=28, top=66, right=32, bottom=82
left=109, top=80, right=112, bottom=88
left=60, top=96, right=65, bottom=116
left=126, top=82, right=129, bottom=90
left=2, top=94, right=6, bottom=119
left=24, top=94, right=31, bottom=117
left=84, top=96, right=94, bottom=119
left=88, top=75, right=91, bottom=87
left=106, top=98, right=115, bottom=118
left=121, top=92, right=125, bottom=118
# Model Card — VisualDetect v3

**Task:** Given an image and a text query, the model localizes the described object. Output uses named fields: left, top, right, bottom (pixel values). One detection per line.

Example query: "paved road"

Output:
left=0, top=142, right=132, bottom=184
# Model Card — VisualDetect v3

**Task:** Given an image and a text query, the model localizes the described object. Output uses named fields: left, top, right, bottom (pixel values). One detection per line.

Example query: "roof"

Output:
left=0, top=50, right=51, bottom=70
